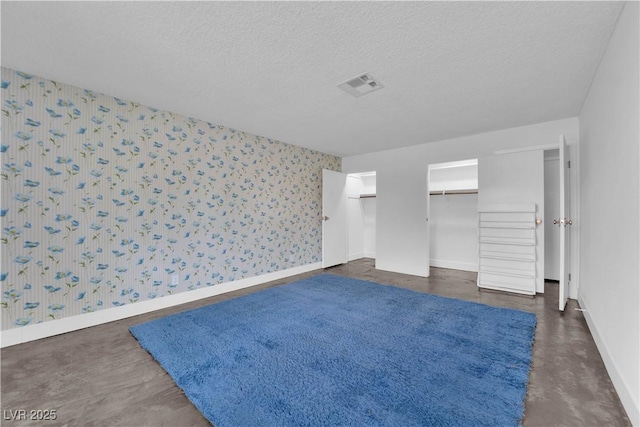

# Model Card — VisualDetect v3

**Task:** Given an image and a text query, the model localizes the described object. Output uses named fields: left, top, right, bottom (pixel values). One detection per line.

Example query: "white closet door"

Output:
left=322, top=169, right=348, bottom=268
left=478, top=150, right=545, bottom=293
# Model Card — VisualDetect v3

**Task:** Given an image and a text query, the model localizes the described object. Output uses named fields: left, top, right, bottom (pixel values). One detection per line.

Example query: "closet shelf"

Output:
left=352, top=189, right=478, bottom=198
left=429, top=189, right=478, bottom=196
left=347, top=193, right=376, bottom=199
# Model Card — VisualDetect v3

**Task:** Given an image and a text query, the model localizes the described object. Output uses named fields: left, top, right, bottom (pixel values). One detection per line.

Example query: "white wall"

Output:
left=429, top=162, right=478, bottom=193
left=361, top=175, right=377, bottom=258
left=362, top=199, right=376, bottom=258
left=429, top=194, right=478, bottom=271
left=343, top=117, right=579, bottom=278
left=346, top=174, right=376, bottom=260
left=346, top=175, right=365, bottom=260
left=578, top=2, right=639, bottom=424
left=544, top=155, right=561, bottom=281
left=429, top=162, right=478, bottom=271
left=360, top=174, right=377, bottom=195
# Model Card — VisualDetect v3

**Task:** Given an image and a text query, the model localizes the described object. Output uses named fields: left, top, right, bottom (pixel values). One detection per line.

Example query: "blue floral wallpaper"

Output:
left=1, top=67, right=340, bottom=330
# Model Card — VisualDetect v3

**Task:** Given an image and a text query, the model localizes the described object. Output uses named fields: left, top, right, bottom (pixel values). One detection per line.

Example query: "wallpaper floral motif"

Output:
left=1, top=67, right=340, bottom=330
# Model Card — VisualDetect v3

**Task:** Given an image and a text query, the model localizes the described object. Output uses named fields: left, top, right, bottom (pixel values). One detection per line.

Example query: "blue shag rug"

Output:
left=130, top=275, right=536, bottom=426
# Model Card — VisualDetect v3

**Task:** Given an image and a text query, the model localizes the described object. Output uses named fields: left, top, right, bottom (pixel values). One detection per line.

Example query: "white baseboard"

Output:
left=1, top=262, right=322, bottom=348
left=578, top=294, right=639, bottom=426
left=375, top=260, right=429, bottom=278
left=430, top=259, right=478, bottom=272
left=348, top=251, right=365, bottom=261
left=349, top=251, right=375, bottom=261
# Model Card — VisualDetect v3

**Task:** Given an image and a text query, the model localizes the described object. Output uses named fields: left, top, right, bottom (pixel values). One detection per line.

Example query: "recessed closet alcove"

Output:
left=346, top=172, right=376, bottom=261
left=428, top=159, right=479, bottom=272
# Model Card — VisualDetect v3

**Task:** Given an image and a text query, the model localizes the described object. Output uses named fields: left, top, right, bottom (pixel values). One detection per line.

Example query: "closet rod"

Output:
left=429, top=190, right=478, bottom=196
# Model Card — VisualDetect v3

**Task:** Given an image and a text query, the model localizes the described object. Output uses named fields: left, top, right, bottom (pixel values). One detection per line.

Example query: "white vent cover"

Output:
left=337, top=73, right=384, bottom=98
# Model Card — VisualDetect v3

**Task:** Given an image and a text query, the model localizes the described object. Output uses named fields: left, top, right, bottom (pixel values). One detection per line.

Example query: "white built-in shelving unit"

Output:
left=477, top=203, right=537, bottom=295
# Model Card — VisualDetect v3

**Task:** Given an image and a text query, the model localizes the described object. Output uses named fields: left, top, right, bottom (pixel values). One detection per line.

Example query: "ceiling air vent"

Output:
left=337, top=73, right=384, bottom=98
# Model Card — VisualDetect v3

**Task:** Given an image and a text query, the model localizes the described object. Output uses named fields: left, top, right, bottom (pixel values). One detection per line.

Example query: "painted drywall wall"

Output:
left=360, top=174, right=376, bottom=258
left=346, top=174, right=376, bottom=260
left=429, top=162, right=478, bottom=193
left=346, top=176, right=365, bottom=260
left=544, top=156, right=560, bottom=281
left=361, top=198, right=376, bottom=258
left=578, top=2, right=639, bottom=424
left=429, top=194, right=478, bottom=272
left=0, top=67, right=340, bottom=331
left=428, top=162, right=478, bottom=271
left=360, top=174, right=376, bottom=195
left=343, top=118, right=578, bottom=278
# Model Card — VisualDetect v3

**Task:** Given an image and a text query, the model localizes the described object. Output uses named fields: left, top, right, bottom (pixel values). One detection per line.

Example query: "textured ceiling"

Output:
left=1, top=1, right=624, bottom=157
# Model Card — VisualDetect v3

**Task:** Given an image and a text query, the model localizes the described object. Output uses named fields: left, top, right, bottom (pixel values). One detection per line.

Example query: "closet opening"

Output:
left=427, top=159, right=478, bottom=274
left=346, top=171, right=376, bottom=261
left=544, top=149, right=561, bottom=282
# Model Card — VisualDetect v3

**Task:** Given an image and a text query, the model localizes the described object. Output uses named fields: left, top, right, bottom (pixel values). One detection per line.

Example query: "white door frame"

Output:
left=558, top=135, right=571, bottom=311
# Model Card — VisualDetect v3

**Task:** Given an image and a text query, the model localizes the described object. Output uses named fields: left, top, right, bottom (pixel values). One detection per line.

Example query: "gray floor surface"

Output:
left=1, top=259, right=631, bottom=426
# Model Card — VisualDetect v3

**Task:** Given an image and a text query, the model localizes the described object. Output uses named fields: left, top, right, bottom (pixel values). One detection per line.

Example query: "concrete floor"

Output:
left=1, top=259, right=631, bottom=426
